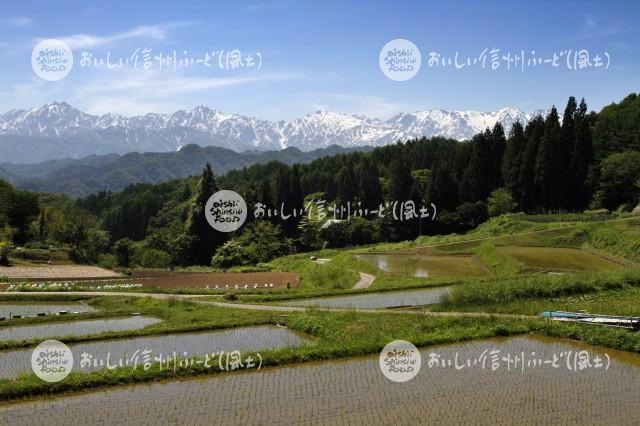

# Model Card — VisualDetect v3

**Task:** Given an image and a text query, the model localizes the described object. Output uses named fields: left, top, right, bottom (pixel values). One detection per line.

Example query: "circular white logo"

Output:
left=31, top=39, right=74, bottom=81
left=31, top=340, right=74, bottom=382
left=379, top=339, right=421, bottom=382
left=205, top=190, right=247, bottom=232
left=379, top=38, right=422, bottom=81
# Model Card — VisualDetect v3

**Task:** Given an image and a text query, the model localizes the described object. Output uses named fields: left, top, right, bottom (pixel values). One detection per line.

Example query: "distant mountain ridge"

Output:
left=0, top=102, right=543, bottom=163
left=1, top=144, right=367, bottom=197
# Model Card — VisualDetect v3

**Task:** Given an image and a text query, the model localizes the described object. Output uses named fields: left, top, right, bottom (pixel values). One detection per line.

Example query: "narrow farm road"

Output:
left=0, top=291, right=535, bottom=320
left=313, top=258, right=376, bottom=289
left=353, top=272, right=375, bottom=289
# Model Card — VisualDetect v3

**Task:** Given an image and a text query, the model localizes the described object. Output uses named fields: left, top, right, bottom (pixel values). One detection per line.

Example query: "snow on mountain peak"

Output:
left=0, top=102, right=540, bottom=154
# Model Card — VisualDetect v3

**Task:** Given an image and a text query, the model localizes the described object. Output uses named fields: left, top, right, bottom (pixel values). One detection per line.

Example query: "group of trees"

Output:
left=1, top=93, right=638, bottom=269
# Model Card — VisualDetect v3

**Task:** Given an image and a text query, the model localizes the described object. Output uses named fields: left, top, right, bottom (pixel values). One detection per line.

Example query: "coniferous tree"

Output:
left=284, top=165, right=304, bottom=236
left=336, top=164, right=358, bottom=206
left=534, top=107, right=562, bottom=210
left=560, top=97, right=578, bottom=208
left=355, top=158, right=382, bottom=211
left=429, top=163, right=458, bottom=211
left=490, top=122, right=506, bottom=189
left=460, top=130, right=493, bottom=202
left=387, top=157, right=413, bottom=202
left=289, top=165, right=303, bottom=213
left=502, top=121, right=527, bottom=204
left=519, top=116, right=545, bottom=211
left=274, top=167, right=291, bottom=215
left=571, top=98, right=594, bottom=209
left=184, top=163, right=224, bottom=265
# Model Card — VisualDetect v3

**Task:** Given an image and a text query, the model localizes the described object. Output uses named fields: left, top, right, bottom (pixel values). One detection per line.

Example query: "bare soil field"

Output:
left=0, top=265, right=122, bottom=280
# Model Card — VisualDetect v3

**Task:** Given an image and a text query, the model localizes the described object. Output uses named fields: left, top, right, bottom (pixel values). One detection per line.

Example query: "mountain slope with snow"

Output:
left=0, top=102, right=542, bottom=163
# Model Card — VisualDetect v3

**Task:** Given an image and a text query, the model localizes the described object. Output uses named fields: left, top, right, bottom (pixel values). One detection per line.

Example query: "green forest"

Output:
left=1, top=93, right=639, bottom=269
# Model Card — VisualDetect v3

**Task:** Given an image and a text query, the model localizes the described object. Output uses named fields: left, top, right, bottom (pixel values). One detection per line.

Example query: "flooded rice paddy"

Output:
left=0, top=325, right=308, bottom=379
left=355, top=253, right=488, bottom=278
left=284, top=286, right=453, bottom=309
left=0, top=335, right=637, bottom=424
left=0, top=302, right=95, bottom=319
left=0, top=316, right=161, bottom=342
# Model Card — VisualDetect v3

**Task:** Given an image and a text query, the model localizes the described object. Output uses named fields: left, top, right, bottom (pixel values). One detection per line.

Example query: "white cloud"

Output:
left=67, top=68, right=301, bottom=115
left=75, top=69, right=300, bottom=98
left=2, top=17, right=33, bottom=27
left=243, top=1, right=288, bottom=13
left=307, top=92, right=418, bottom=120
left=82, top=98, right=176, bottom=116
left=11, top=79, right=46, bottom=97
left=39, top=21, right=193, bottom=50
left=575, top=16, right=631, bottom=40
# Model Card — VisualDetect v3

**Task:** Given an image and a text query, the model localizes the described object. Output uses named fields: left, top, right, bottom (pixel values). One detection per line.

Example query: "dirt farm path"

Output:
left=313, top=258, right=376, bottom=289
left=353, top=272, right=375, bottom=289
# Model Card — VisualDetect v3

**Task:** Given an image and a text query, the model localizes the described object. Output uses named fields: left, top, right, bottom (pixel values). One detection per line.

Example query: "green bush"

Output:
left=97, top=253, right=118, bottom=269
left=133, top=247, right=171, bottom=269
left=212, top=222, right=286, bottom=268
left=113, top=238, right=134, bottom=267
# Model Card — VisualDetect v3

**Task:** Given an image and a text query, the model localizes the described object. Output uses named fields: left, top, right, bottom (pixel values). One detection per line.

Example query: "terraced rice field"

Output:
left=284, top=286, right=453, bottom=309
left=355, top=253, right=488, bottom=278
left=0, top=302, right=95, bottom=318
left=0, top=316, right=161, bottom=342
left=0, top=325, right=308, bottom=379
left=0, top=336, right=637, bottom=425
left=496, top=246, right=622, bottom=272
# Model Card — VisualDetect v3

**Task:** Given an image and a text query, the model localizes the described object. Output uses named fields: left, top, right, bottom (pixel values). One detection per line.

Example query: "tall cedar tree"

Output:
left=501, top=121, right=527, bottom=203
left=355, top=158, right=383, bottom=211
left=571, top=99, right=594, bottom=209
left=429, top=162, right=458, bottom=211
left=519, top=116, right=545, bottom=211
left=184, top=163, right=225, bottom=265
left=460, top=129, right=495, bottom=202
left=534, top=107, right=562, bottom=210
left=285, top=165, right=304, bottom=236
left=560, top=97, right=578, bottom=208
left=387, top=157, right=413, bottom=202
left=490, top=123, right=506, bottom=189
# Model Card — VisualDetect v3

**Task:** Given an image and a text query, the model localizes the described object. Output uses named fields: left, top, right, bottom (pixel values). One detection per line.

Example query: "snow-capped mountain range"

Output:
left=0, top=102, right=543, bottom=163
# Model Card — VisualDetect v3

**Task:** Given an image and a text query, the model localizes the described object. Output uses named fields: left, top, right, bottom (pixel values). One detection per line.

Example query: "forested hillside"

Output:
left=1, top=94, right=639, bottom=269
left=0, top=144, right=364, bottom=197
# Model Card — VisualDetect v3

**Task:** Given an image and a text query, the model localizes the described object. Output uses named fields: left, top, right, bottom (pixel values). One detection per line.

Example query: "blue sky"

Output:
left=0, top=0, right=638, bottom=119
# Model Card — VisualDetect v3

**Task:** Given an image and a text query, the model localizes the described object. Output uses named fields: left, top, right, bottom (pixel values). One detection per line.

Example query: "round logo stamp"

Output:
left=379, top=339, right=421, bottom=382
left=205, top=190, right=248, bottom=232
left=31, top=339, right=74, bottom=382
left=31, top=38, right=74, bottom=81
left=379, top=38, right=422, bottom=81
